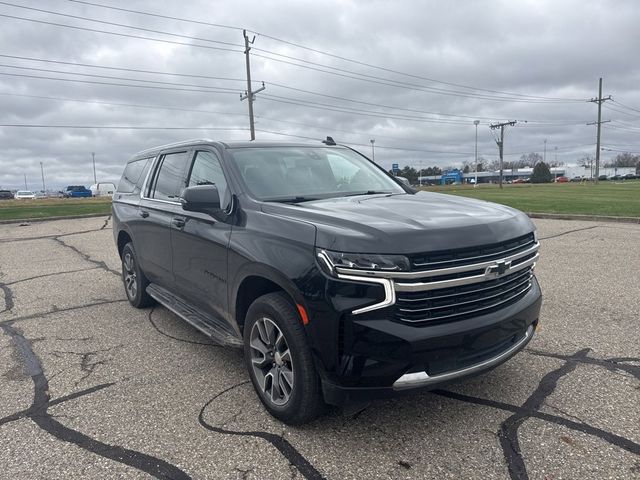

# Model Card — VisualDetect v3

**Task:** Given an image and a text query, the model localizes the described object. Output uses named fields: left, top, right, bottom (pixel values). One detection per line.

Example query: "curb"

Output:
left=0, top=213, right=110, bottom=225
left=527, top=212, right=640, bottom=224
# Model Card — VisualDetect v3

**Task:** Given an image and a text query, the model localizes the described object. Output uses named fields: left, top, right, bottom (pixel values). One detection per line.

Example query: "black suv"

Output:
left=0, top=190, right=13, bottom=200
left=113, top=140, right=541, bottom=424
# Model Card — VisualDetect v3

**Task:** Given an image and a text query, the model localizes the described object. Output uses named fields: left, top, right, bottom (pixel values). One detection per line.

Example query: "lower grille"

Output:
left=395, top=267, right=534, bottom=323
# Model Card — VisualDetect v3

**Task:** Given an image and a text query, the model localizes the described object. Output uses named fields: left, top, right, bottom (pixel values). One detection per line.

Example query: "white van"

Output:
left=90, top=183, right=116, bottom=197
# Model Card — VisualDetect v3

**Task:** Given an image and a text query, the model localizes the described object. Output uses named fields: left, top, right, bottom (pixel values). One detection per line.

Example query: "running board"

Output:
left=146, top=283, right=242, bottom=347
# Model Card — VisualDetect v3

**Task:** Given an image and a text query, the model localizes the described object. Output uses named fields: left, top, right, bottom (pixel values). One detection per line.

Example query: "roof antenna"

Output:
left=322, top=136, right=336, bottom=146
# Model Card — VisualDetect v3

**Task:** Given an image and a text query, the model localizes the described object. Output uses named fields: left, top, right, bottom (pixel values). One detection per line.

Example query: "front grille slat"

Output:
left=398, top=274, right=532, bottom=314
left=394, top=233, right=538, bottom=325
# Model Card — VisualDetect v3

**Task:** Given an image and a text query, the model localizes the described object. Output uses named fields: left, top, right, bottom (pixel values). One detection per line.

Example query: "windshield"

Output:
left=227, top=146, right=405, bottom=201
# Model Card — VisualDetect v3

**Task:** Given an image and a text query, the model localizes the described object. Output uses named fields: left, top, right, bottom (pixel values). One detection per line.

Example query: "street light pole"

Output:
left=91, top=152, right=96, bottom=184
left=370, top=139, right=375, bottom=162
left=474, top=120, right=480, bottom=187
left=40, top=161, right=46, bottom=192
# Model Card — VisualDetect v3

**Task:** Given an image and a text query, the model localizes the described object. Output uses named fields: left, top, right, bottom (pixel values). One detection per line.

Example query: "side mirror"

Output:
left=180, top=184, right=221, bottom=215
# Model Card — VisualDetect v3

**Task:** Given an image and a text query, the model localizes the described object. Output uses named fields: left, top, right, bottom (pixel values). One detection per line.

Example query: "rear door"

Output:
left=171, top=149, right=233, bottom=322
left=136, top=149, right=192, bottom=286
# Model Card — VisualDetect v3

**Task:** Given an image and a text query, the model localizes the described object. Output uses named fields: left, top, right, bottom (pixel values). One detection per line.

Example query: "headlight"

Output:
left=533, top=230, right=538, bottom=243
left=316, top=248, right=409, bottom=275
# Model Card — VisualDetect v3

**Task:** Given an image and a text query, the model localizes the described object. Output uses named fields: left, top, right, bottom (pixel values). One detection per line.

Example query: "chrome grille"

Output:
left=393, top=234, right=539, bottom=324
left=411, top=233, right=535, bottom=270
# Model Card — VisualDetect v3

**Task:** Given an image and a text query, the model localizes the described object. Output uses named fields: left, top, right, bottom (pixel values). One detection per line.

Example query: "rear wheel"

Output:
left=121, top=242, right=154, bottom=308
left=243, top=292, right=324, bottom=424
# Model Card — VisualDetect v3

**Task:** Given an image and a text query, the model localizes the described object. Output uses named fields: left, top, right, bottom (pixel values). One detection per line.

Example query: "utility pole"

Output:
left=40, top=161, right=46, bottom=192
left=474, top=120, right=479, bottom=187
left=370, top=139, right=375, bottom=162
left=240, top=30, right=265, bottom=141
left=24, top=173, right=27, bottom=190
left=489, top=121, right=517, bottom=189
left=543, top=139, right=547, bottom=164
left=587, top=77, right=611, bottom=183
left=91, top=152, right=96, bottom=184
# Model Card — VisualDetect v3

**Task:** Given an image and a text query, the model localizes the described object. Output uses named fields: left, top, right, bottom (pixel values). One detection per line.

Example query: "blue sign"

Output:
left=392, top=163, right=399, bottom=170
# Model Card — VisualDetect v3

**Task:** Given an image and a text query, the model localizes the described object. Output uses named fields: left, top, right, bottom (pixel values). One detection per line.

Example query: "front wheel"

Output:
left=243, top=292, right=324, bottom=424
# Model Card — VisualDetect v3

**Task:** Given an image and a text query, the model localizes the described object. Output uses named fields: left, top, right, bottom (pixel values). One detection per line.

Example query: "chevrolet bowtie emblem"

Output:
left=486, top=260, right=512, bottom=277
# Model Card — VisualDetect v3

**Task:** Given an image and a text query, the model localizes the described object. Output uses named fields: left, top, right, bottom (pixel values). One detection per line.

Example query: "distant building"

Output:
left=419, top=165, right=636, bottom=184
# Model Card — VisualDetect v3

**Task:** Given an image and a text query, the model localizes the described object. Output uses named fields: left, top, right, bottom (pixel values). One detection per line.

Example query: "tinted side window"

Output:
left=117, top=157, right=151, bottom=193
left=188, top=151, right=230, bottom=208
left=152, top=151, right=190, bottom=201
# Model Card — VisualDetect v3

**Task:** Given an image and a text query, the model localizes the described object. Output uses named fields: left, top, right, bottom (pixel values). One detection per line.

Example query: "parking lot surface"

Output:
left=1, top=216, right=638, bottom=479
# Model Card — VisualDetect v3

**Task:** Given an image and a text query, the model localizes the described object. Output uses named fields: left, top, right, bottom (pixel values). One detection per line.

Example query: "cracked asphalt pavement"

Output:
left=0, top=216, right=638, bottom=479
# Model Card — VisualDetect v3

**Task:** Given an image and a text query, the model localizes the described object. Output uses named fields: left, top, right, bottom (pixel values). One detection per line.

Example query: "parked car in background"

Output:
left=35, top=191, right=48, bottom=199
left=570, top=176, right=582, bottom=182
left=512, top=178, right=526, bottom=184
left=554, top=176, right=569, bottom=183
left=63, top=185, right=92, bottom=198
left=90, top=182, right=117, bottom=197
left=0, top=190, right=13, bottom=200
left=598, top=175, right=608, bottom=181
left=14, top=190, right=36, bottom=199
left=623, top=173, right=637, bottom=180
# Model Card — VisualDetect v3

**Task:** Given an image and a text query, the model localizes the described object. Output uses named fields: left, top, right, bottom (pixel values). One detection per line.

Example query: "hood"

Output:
left=260, top=191, right=535, bottom=254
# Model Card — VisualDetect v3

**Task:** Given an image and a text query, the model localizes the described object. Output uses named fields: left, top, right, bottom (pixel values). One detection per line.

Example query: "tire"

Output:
left=121, top=242, right=154, bottom=308
left=243, top=292, right=324, bottom=424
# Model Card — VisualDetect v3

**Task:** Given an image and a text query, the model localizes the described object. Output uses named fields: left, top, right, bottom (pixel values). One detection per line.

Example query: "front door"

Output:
left=171, top=149, right=233, bottom=323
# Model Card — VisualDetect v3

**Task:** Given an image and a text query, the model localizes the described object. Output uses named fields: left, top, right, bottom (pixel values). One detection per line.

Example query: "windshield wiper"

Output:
left=266, top=196, right=318, bottom=203
left=344, top=190, right=393, bottom=197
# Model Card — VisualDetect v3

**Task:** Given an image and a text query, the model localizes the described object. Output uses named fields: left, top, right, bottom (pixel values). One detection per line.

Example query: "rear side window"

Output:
left=188, top=151, right=230, bottom=209
left=118, top=157, right=152, bottom=194
left=151, top=151, right=190, bottom=201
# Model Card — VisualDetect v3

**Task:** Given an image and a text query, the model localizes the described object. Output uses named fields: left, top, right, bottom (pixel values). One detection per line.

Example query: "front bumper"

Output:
left=314, top=277, right=541, bottom=406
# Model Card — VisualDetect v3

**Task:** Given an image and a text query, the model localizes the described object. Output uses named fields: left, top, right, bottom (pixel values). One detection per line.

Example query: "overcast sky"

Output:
left=1, top=0, right=639, bottom=190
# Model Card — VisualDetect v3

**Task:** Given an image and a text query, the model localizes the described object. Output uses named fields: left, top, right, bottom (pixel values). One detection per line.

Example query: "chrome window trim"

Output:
left=392, top=324, right=534, bottom=390
left=334, top=242, right=539, bottom=280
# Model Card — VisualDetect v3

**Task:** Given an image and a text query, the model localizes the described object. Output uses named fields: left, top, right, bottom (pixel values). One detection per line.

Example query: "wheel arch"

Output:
left=232, top=264, right=306, bottom=335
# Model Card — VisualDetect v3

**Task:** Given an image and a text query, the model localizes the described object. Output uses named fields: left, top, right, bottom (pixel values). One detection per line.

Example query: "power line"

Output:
left=0, top=124, right=249, bottom=130
left=62, top=0, right=585, bottom=103
left=0, top=13, right=242, bottom=53
left=0, top=53, right=525, bottom=121
left=0, top=71, right=239, bottom=94
left=1, top=3, right=584, bottom=103
left=1, top=53, right=595, bottom=125
left=251, top=51, right=581, bottom=104
left=610, top=99, right=640, bottom=114
left=65, top=0, right=242, bottom=32
left=0, top=63, right=243, bottom=91
left=0, top=91, right=249, bottom=117
left=0, top=54, right=247, bottom=83
left=0, top=2, right=243, bottom=48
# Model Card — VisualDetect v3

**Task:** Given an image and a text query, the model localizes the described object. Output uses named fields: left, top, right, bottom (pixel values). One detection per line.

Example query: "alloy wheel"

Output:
left=123, top=251, right=138, bottom=300
left=249, top=317, right=294, bottom=406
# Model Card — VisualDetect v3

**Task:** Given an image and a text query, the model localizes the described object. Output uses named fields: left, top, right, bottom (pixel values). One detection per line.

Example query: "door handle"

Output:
left=172, top=217, right=185, bottom=229
left=139, top=210, right=149, bottom=218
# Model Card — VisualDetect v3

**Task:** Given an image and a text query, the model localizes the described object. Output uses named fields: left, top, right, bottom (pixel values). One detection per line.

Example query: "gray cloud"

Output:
left=1, top=0, right=638, bottom=189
